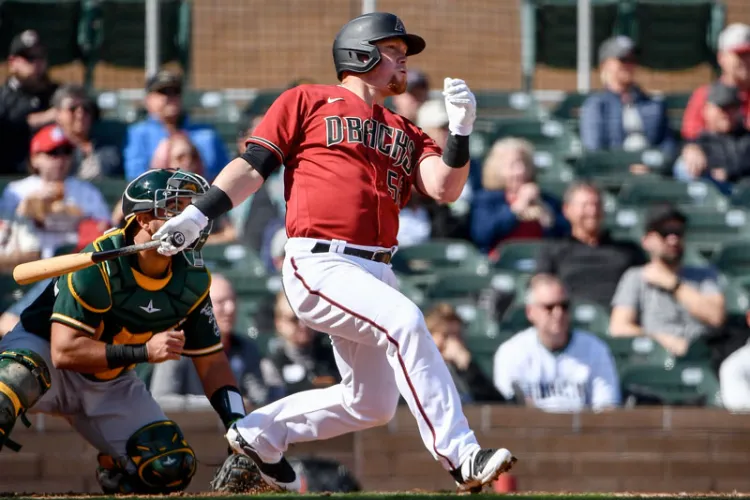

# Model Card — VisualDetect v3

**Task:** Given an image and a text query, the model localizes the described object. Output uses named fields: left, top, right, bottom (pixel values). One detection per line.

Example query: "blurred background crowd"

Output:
left=3, top=0, right=750, bottom=427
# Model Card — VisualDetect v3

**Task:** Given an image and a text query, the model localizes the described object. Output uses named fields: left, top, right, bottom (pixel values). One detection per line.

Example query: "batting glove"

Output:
left=151, top=204, right=208, bottom=256
left=443, top=78, right=477, bottom=136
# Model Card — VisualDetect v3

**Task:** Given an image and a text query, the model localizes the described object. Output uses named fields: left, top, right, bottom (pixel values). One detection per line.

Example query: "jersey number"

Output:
left=387, top=169, right=402, bottom=205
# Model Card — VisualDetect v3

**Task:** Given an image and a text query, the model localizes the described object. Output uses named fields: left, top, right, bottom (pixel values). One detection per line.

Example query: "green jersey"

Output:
left=19, top=220, right=223, bottom=381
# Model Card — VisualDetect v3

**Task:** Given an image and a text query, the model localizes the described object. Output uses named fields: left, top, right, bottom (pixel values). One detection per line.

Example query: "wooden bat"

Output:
left=13, top=239, right=166, bottom=286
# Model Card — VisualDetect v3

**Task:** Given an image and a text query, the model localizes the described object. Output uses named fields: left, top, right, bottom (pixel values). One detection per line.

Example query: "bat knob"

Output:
left=171, top=232, right=186, bottom=247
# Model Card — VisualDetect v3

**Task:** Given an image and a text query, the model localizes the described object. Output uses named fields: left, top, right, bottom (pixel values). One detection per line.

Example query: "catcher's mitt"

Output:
left=210, top=453, right=264, bottom=493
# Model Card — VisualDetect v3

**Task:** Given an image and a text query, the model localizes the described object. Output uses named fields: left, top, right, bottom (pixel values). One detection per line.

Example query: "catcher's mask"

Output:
left=122, top=168, right=213, bottom=267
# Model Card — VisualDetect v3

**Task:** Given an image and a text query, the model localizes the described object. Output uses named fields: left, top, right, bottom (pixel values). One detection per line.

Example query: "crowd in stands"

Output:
left=4, top=22, right=750, bottom=415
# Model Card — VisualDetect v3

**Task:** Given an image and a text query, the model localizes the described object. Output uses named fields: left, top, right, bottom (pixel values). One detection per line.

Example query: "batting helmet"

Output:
left=332, top=12, right=425, bottom=80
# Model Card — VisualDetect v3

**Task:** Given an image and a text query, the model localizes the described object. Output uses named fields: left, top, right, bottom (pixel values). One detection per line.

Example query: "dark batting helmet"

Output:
left=332, top=12, right=426, bottom=80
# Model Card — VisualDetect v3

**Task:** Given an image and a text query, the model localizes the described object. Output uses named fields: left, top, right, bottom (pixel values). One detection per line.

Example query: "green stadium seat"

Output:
left=242, top=90, right=284, bottom=117
left=569, top=301, right=610, bottom=336
left=474, top=91, right=541, bottom=120
left=574, top=150, right=667, bottom=190
left=661, top=92, right=693, bottom=132
left=491, top=240, right=549, bottom=275
left=622, top=0, right=723, bottom=71
left=549, top=92, right=589, bottom=133
left=390, top=239, right=489, bottom=277
left=92, top=177, right=128, bottom=208
left=617, top=177, right=728, bottom=211
left=712, top=239, right=750, bottom=279
left=0, top=274, right=27, bottom=314
left=0, top=0, right=84, bottom=67
left=602, top=335, right=672, bottom=371
left=619, top=362, right=722, bottom=407
left=489, top=118, right=580, bottom=157
left=729, top=179, right=750, bottom=209
left=85, top=0, right=190, bottom=79
left=723, top=279, right=750, bottom=316
left=90, top=119, right=129, bottom=151
left=681, top=208, right=750, bottom=255
left=199, top=243, right=267, bottom=277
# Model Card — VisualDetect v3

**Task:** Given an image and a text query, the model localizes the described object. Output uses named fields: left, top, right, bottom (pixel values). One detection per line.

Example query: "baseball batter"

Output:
left=0, top=169, right=257, bottom=494
left=153, top=12, right=517, bottom=492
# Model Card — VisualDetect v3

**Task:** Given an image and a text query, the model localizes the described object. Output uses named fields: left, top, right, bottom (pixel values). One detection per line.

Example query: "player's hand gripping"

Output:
left=151, top=204, right=209, bottom=256
left=443, top=78, right=477, bottom=136
left=146, top=330, right=185, bottom=363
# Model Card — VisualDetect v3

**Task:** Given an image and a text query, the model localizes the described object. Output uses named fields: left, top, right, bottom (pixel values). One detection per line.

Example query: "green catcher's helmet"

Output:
left=122, top=169, right=213, bottom=267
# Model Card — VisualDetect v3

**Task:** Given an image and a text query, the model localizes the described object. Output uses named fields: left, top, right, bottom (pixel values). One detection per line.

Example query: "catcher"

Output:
left=0, top=169, right=258, bottom=494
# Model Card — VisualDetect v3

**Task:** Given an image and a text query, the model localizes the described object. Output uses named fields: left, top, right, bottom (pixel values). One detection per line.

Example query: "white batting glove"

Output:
left=151, top=204, right=208, bottom=256
left=443, top=78, right=477, bottom=136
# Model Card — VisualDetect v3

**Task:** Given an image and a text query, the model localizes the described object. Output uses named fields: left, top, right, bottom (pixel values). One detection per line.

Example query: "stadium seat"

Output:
left=85, top=0, right=190, bottom=80
left=491, top=240, right=548, bottom=275
left=90, top=118, right=129, bottom=151
left=617, top=177, right=728, bottom=211
left=92, top=177, right=128, bottom=208
left=723, top=279, right=750, bottom=316
left=602, top=335, right=672, bottom=372
left=619, top=362, right=722, bottom=407
left=662, top=92, right=693, bottom=132
left=713, top=240, right=750, bottom=281
left=0, top=0, right=84, bottom=67
left=569, top=301, right=610, bottom=336
left=390, top=239, right=489, bottom=277
left=549, top=92, right=588, bottom=133
left=199, top=243, right=267, bottom=277
left=729, top=179, right=750, bottom=209
left=474, top=91, right=541, bottom=120
left=574, top=150, right=667, bottom=190
left=680, top=208, right=750, bottom=255
left=623, top=0, right=723, bottom=71
left=0, top=274, right=27, bottom=314
left=242, top=89, right=284, bottom=118
left=489, top=118, right=580, bottom=158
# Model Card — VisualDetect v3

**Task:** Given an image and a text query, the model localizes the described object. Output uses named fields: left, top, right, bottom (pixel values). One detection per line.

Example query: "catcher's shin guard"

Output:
left=0, top=349, right=51, bottom=452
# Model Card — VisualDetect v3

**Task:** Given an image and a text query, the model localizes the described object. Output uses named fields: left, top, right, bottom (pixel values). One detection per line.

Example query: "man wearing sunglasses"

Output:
left=0, top=30, right=60, bottom=175
left=493, top=274, right=620, bottom=412
left=610, top=205, right=726, bottom=356
left=123, top=71, right=228, bottom=183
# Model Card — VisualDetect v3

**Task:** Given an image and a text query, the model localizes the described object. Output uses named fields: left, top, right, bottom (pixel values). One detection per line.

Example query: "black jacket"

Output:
left=695, top=127, right=750, bottom=182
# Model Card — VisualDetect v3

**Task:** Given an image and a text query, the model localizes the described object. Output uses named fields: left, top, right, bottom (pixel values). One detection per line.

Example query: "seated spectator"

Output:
left=0, top=125, right=110, bottom=258
left=470, top=138, right=567, bottom=255
left=391, top=69, right=429, bottom=123
left=493, top=274, right=620, bottom=412
left=719, top=310, right=750, bottom=411
left=52, top=84, right=121, bottom=179
left=425, top=303, right=504, bottom=403
left=682, top=23, right=750, bottom=141
left=674, top=81, right=750, bottom=192
left=0, top=214, right=40, bottom=275
left=580, top=36, right=677, bottom=170
left=150, top=132, right=205, bottom=175
left=123, top=71, right=228, bottom=181
left=149, top=274, right=268, bottom=407
left=261, top=291, right=339, bottom=401
left=0, top=30, right=59, bottom=173
left=536, top=182, right=646, bottom=305
left=610, top=205, right=726, bottom=356
left=262, top=226, right=287, bottom=273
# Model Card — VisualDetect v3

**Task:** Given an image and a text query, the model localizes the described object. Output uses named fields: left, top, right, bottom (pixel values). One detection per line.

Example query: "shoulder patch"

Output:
left=68, top=265, right=112, bottom=313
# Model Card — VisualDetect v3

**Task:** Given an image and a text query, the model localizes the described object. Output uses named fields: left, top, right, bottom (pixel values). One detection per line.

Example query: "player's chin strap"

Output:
left=1, top=414, right=33, bottom=452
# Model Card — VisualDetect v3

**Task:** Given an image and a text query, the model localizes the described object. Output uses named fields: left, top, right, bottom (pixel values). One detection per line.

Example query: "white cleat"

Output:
left=226, top=424, right=301, bottom=492
left=451, top=447, right=517, bottom=493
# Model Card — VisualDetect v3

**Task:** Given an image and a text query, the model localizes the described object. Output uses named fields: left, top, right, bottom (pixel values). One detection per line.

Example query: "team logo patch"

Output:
left=172, top=232, right=186, bottom=246
left=394, top=18, right=405, bottom=32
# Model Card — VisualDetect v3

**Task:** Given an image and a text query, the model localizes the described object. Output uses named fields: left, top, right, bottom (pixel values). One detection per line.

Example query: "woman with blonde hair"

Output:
left=470, top=137, right=567, bottom=254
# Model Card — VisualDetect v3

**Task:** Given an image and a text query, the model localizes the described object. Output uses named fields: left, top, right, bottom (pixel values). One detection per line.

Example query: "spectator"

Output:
left=0, top=30, right=59, bottom=174
left=536, top=182, right=646, bottom=306
left=0, top=125, right=110, bottom=258
left=261, top=291, right=339, bottom=400
left=425, top=303, right=504, bottom=403
left=150, top=274, right=268, bottom=407
left=682, top=23, right=750, bottom=141
left=150, top=133, right=206, bottom=176
left=493, top=274, right=620, bottom=412
left=0, top=214, right=40, bottom=274
left=123, top=71, right=228, bottom=181
left=674, top=81, right=750, bottom=192
left=391, top=69, right=429, bottom=123
left=0, top=278, right=49, bottom=336
left=470, top=138, right=567, bottom=255
left=52, top=84, right=122, bottom=180
left=719, top=311, right=750, bottom=412
left=610, top=205, right=726, bottom=356
left=262, top=226, right=287, bottom=273
left=580, top=36, right=677, bottom=169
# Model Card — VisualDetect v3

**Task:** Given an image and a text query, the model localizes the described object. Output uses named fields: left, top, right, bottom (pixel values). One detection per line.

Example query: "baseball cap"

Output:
left=718, top=23, right=750, bottom=54
left=30, top=125, right=72, bottom=155
left=645, top=205, right=687, bottom=234
left=417, top=99, right=449, bottom=129
left=707, top=81, right=741, bottom=108
left=9, top=30, right=45, bottom=59
left=145, top=70, right=183, bottom=93
left=598, top=36, right=637, bottom=64
left=406, top=69, right=429, bottom=93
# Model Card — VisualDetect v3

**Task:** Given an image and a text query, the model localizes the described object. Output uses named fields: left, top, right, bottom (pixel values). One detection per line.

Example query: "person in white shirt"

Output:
left=0, top=124, right=110, bottom=258
left=493, top=274, right=621, bottom=412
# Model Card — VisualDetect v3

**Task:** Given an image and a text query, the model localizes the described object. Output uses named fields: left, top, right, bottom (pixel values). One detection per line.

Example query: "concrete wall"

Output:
left=1, top=406, right=749, bottom=494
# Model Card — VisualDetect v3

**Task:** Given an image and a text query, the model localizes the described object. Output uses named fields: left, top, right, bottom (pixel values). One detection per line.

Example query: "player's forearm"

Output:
left=194, top=351, right=239, bottom=396
left=212, top=158, right=265, bottom=207
left=432, top=160, right=470, bottom=203
left=51, top=334, right=111, bottom=372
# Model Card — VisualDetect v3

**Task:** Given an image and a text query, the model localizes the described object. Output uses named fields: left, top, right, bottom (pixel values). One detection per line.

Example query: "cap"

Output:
left=707, top=81, right=741, bottom=108
left=598, top=36, right=637, bottom=64
left=718, top=23, right=750, bottom=54
left=145, top=71, right=183, bottom=93
left=9, top=30, right=45, bottom=58
left=417, top=99, right=449, bottom=129
left=406, top=69, right=429, bottom=93
left=30, top=125, right=72, bottom=155
left=645, top=204, right=687, bottom=233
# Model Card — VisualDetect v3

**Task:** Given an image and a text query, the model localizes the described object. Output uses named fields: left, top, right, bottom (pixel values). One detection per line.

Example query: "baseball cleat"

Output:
left=451, top=447, right=517, bottom=493
left=226, top=424, right=301, bottom=492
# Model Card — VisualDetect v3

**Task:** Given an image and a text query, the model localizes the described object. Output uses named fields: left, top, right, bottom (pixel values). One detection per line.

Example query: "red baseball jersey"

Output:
left=246, top=84, right=442, bottom=248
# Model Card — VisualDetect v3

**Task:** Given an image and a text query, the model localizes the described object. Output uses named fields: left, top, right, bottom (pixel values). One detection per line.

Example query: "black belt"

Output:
left=311, top=242, right=393, bottom=264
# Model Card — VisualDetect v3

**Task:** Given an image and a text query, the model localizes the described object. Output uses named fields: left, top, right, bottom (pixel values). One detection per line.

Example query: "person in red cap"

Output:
left=0, top=125, right=111, bottom=258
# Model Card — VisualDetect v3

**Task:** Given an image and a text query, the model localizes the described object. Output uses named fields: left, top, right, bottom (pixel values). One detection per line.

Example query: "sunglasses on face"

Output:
left=539, top=300, right=570, bottom=313
left=21, top=53, right=45, bottom=62
left=63, top=103, right=93, bottom=114
left=656, top=226, right=685, bottom=238
left=156, top=87, right=181, bottom=97
left=45, top=146, right=74, bottom=158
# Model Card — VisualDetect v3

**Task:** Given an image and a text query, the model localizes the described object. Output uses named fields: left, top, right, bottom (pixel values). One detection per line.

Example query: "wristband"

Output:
left=105, top=344, right=149, bottom=369
left=442, top=133, right=470, bottom=168
left=209, top=385, right=247, bottom=429
left=192, top=185, right=233, bottom=221
left=670, top=279, right=682, bottom=294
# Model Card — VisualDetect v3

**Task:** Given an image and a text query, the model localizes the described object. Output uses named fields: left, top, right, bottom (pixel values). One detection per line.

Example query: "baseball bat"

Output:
left=13, top=239, right=167, bottom=286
